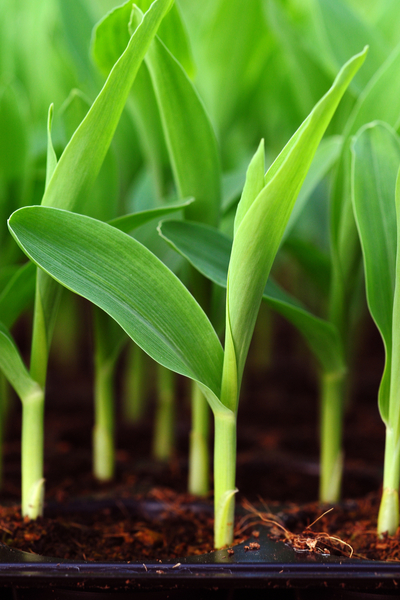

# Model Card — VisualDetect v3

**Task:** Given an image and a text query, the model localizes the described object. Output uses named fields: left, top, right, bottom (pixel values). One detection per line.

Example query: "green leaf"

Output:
left=227, top=48, right=366, bottom=385
left=91, top=1, right=132, bottom=77
left=233, top=140, right=265, bottom=236
left=159, top=220, right=344, bottom=375
left=109, top=198, right=194, bottom=233
left=0, top=322, right=41, bottom=403
left=140, top=10, right=221, bottom=226
left=92, top=0, right=194, bottom=79
left=8, top=206, right=225, bottom=415
left=351, top=121, right=400, bottom=423
left=42, top=0, right=173, bottom=212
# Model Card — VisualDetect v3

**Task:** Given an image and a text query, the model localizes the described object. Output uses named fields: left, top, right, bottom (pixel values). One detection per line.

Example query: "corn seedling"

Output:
left=351, top=121, right=400, bottom=535
left=8, top=48, right=365, bottom=546
left=0, top=0, right=174, bottom=518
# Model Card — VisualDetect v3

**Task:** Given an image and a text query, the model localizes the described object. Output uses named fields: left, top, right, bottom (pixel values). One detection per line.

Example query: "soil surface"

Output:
left=0, top=303, right=393, bottom=561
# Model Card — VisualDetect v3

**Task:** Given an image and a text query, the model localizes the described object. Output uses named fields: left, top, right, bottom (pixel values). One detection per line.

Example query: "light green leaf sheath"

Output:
left=351, top=121, right=400, bottom=424
left=227, top=48, right=367, bottom=391
left=42, top=0, right=174, bottom=212
left=159, top=220, right=344, bottom=376
left=0, top=323, right=41, bottom=404
left=8, top=207, right=225, bottom=415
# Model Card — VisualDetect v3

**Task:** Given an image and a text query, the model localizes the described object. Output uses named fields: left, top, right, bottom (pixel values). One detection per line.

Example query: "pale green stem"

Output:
left=123, top=343, right=147, bottom=423
left=22, top=387, right=45, bottom=519
left=30, top=272, right=61, bottom=389
left=152, top=365, right=175, bottom=461
left=93, top=360, right=115, bottom=481
left=378, top=427, right=400, bottom=535
left=214, top=411, right=237, bottom=548
left=188, top=381, right=210, bottom=496
left=24, top=273, right=61, bottom=519
left=319, top=370, right=344, bottom=503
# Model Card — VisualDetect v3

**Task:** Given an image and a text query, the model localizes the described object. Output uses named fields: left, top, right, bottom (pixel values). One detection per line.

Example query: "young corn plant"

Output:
left=323, top=39, right=400, bottom=503
left=92, top=0, right=220, bottom=485
left=8, top=49, right=366, bottom=546
left=0, top=0, right=174, bottom=518
left=351, top=120, right=400, bottom=535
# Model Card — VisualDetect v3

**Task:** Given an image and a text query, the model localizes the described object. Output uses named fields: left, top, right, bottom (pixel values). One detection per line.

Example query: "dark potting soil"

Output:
left=0, top=306, right=392, bottom=561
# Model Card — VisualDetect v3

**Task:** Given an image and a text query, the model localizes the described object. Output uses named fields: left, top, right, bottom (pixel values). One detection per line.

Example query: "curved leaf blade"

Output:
left=351, top=121, right=400, bottom=422
left=8, top=206, right=225, bottom=413
left=142, top=14, right=221, bottom=226
left=42, top=0, right=173, bottom=212
left=0, top=323, right=40, bottom=403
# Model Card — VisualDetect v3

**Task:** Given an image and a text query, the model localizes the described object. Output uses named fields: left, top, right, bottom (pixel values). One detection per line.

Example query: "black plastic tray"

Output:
left=1, top=499, right=399, bottom=598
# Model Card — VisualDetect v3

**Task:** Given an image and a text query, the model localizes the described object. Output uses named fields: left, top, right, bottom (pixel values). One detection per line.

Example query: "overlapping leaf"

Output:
left=8, top=207, right=225, bottom=414
left=42, top=0, right=173, bottom=212
left=141, top=9, right=221, bottom=227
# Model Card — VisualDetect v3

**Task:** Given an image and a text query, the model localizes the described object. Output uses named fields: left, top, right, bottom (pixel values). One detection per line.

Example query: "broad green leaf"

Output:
left=227, top=48, right=366, bottom=385
left=8, top=206, right=226, bottom=415
left=109, top=198, right=193, bottom=233
left=351, top=121, right=400, bottom=424
left=0, top=262, right=36, bottom=329
left=140, top=9, right=221, bottom=227
left=42, top=0, right=173, bottom=212
left=0, top=323, right=40, bottom=403
left=159, top=220, right=344, bottom=375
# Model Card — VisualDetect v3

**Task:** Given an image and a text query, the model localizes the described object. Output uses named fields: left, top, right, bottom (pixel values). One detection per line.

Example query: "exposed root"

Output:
left=241, top=499, right=354, bottom=558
